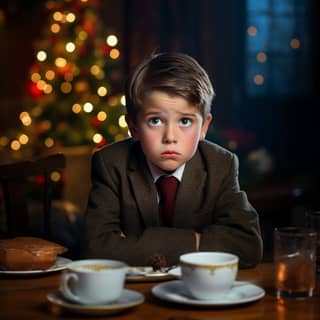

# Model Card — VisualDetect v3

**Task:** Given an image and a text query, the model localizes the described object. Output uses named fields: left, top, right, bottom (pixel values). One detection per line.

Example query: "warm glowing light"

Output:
left=93, top=133, right=103, bottom=144
left=72, top=103, right=82, bottom=113
left=10, top=140, right=21, bottom=151
left=106, top=35, right=118, bottom=47
left=95, top=70, right=105, bottom=80
left=45, top=70, right=55, bottom=80
left=50, top=171, right=61, bottom=182
left=90, top=65, right=100, bottom=76
left=51, top=23, right=60, bottom=33
left=97, top=86, right=107, bottom=97
left=83, top=102, right=93, bottom=113
left=31, top=73, right=41, bottom=83
left=118, top=115, right=127, bottom=128
left=55, top=57, right=67, bottom=67
left=43, top=84, right=53, bottom=94
left=66, top=13, right=76, bottom=23
left=97, top=111, right=107, bottom=121
left=290, top=38, right=301, bottom=49
left=109, top=96, right=118, bottom=107
left=19, top=134, right=29, bottom=145
left=37, top=80, right=46, bottom=90
left=20, top=112, right=32, bottom=126
left=44, top=137, right=54, bottom=148
left=37, top=50, right=47, bottom=62
left=254, top=74, right=264, bottom=85
left=120, top=95, right=126, bottom=106
left=247, top=26, right=257, bottom=36
left=256, top=52, right=267, bottom=63
left=0, top=136, right=9, bottom=146
left=78, top=31, right=88, bottom=40
left=65, top=42, right=76, bottom=53
left=53, top=11, right=63, bottom=22
left=81, top=0, right=88, bottom=2
left=109, top=48, right=120, bottom=59
left=74, top=81, right=88, bottom=92
left=60, top=82, right=72, bottom=93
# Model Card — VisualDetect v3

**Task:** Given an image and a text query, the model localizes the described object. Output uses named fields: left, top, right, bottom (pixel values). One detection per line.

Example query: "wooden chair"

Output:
left=0, top=153, right=66, bottom=238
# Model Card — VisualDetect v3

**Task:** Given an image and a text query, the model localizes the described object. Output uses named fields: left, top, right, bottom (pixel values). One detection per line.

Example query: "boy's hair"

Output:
left=125, top=52, right=215, bottom=120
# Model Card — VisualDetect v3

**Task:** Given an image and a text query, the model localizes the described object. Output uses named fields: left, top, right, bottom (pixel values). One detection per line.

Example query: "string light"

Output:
left=51, top=23, right=60, bottom=33
left=44, top=137, right=54, bottom=148
left=31, top=73, right=41, bottom=83
left=72, top=103, right=82, bottom=113
left=45, top=70, right=55, bottom=80
left=97, top=111, right=107, bottom=121
left=118, top=115, right=127, bottom=128
left=20, top=112, right=32, bottom=126
left=247, top=26, right=257, bottom=36
left=97, top=86, right=107, bottom=97
left=50, top=171, right=61, bottom=182
left=60, top=82, right=72, bottom=93
left=55, top=57, right=67, bottom=67
left=254, top=74, right=264, bottom=85
left=83, top=102, right=93, bottom=113
left=290, top=38, right=300, bottom=49
left=120, top=95, right=126, bottom=106
left=256, top=52, right=267, bottom=63
left=37, top=50, right=47, bottom=62
left=65, top=42, right=76, bottom=53
left=53, top=11, right=63, bottom=22
left=93, top=133, right=103, bottom=144
left=66, top=13, right=76, bottom=23
left=109, top=48, right=120, bottom=59
left=10, top=140, right=21, bottom=151
left=106, top=35, right=118, bottom=47
left=18, top=134, right=29, bottom=144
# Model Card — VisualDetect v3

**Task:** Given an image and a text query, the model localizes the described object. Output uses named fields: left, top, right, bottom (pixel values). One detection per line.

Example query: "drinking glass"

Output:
left=305, top=210, right=320, bottom=272
left=274, top=227, right=317, bottom=299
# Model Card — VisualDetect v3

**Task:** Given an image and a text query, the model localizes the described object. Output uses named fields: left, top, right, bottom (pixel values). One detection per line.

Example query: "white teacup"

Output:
left=60, top=259, right=128, bottom=305
left=180, top=252, right=239, bottom=300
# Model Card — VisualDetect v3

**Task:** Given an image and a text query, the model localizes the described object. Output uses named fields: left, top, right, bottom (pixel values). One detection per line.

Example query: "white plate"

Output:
left=0, top=256, right=72, bottom=275
left=126, top=266, right=177, bottom=282
left=152, top=280, right=265, bottom=306
left=47, top=289, right=144, bottom=316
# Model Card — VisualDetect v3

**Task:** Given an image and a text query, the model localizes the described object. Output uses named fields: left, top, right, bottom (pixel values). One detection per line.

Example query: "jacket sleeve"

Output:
left=199, top=153, right=263, bottom=268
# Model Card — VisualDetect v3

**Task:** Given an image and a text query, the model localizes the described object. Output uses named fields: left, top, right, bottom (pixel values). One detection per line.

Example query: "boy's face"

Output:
left=128, top=91, right=212, bottom=173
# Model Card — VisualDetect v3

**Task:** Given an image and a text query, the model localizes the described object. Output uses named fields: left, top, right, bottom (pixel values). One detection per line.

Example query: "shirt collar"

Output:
left=147, top=160, right=185, bottom=183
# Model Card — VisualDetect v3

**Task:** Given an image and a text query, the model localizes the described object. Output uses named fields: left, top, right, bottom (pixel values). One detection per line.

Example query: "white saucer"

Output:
left=47, top=289, right=144, bottom=315
left=0, top=257, right=72, bottom=276
left=152, top=280, right=265, bottom=306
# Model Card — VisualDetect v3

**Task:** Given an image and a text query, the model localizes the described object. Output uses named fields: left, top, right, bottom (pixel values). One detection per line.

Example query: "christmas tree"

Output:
left=1, top=0, right=128, bottom=157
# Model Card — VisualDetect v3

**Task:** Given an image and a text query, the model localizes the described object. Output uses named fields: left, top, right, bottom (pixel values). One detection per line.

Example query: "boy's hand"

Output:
left=195, top=232, right=201, bottom=251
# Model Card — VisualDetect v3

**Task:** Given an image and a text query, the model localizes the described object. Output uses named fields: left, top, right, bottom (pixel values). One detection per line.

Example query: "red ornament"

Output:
left=27, top=82, right=43, bottom=98
left=98, top=137, right=106, bottom=147
left=102, top=44, right=110, bottom=55
left=91, top=116, right=101, bottom=127
left=35, top=175, right=45, bottom=185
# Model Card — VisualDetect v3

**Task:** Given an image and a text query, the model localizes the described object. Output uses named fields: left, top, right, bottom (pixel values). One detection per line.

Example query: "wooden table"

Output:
left=1, top=263, right=320, bottom=319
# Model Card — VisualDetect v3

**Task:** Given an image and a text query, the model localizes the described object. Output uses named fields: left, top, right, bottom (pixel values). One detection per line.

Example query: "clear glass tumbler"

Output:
left=274, top=227, right=317, bottom=299
left=305, top=210, right=320, bottom=272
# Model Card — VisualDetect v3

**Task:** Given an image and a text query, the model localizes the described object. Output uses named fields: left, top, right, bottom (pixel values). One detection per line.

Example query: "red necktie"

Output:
left=156, top=176, right=179, bottom=227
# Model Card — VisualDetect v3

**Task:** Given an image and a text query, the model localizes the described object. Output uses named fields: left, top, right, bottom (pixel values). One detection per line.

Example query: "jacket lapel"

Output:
left=174, top=150, right=207, bottom=226
left=127, top=143, right=160, bottom=226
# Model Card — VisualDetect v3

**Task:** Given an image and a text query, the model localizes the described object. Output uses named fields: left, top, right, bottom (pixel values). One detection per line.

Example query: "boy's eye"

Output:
left=180, top=118, right=192, bottom=127
left=148, top=117, right=162, bottom=126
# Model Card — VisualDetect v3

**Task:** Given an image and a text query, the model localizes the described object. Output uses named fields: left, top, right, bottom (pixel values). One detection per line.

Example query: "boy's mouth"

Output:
left=160, top=151, right=180, bottom=159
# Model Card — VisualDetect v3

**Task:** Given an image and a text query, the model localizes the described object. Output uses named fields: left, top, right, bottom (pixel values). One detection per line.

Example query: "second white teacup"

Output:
left=180, top=251, right=239, bottom=300
left=60, top=259, right=128, bottom=305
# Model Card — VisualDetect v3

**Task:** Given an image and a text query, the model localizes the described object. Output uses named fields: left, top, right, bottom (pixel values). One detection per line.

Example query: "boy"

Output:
left=82, top=52, right=263, bottom=268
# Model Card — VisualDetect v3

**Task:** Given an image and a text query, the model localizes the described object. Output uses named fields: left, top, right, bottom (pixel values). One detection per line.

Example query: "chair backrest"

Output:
left=0, top=153, right=66, bottom=238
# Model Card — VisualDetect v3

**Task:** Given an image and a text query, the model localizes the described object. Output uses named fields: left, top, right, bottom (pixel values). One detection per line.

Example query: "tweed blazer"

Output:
left=82, top=138, right=263, bottom=268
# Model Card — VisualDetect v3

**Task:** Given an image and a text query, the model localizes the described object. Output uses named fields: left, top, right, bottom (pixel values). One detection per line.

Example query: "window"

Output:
left=245, top=0, right=310, bottom=96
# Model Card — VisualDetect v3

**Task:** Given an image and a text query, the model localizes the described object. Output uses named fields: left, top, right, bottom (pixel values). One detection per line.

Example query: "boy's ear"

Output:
left=125, top=115, right=139, bottom=140
left=200, top=113, right=213, bottom=141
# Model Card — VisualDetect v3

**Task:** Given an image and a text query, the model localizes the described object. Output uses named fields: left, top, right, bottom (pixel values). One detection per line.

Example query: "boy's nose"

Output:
left=162, top=124, right=177, bottom=143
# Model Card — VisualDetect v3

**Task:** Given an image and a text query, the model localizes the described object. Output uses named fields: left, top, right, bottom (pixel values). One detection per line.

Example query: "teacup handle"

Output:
left=60, top=272, right=81, bottom=303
